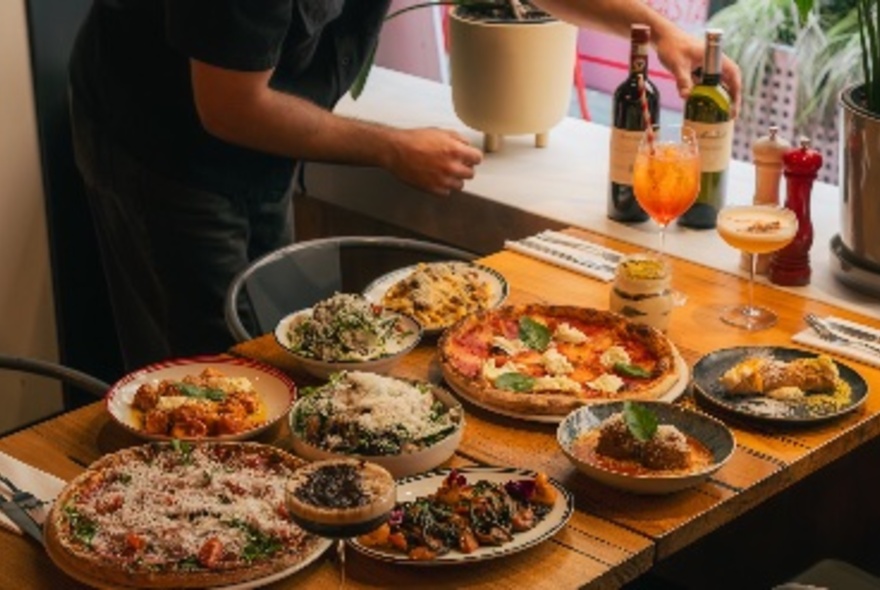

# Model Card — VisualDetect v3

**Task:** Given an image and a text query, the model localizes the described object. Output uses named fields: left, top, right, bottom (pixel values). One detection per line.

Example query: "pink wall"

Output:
left=374, top=1, right=446, bottom=83
left=577, top=0, right=711, bottom=112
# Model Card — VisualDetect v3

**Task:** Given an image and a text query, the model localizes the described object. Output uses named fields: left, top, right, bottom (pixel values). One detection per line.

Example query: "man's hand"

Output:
left=385, top=128, right=484, bottom=196
left=654, top=28, right=742, bottom=118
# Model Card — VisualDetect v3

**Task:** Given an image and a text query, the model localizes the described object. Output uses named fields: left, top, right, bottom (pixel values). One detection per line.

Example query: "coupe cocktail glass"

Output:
left=716, top=205, right=799, bottom=330
left=632, top=125, right=701, bottom=257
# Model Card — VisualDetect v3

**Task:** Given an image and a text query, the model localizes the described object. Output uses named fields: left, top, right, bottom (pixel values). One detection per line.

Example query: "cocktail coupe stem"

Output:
left=717, top=205, right=798, bottom=330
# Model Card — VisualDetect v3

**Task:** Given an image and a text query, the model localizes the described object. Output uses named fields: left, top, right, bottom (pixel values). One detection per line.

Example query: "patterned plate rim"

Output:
left=104, top=354, right=297, bottom=441
left=348, top=466, right=573, bottom=565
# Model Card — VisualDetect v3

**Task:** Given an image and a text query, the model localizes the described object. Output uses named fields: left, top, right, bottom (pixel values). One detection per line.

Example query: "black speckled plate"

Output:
left=692, top=347, right=868, bottom=424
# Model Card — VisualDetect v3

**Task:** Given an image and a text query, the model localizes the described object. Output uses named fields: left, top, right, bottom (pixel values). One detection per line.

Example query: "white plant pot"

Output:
left=449, top=9, right=577, bottom=152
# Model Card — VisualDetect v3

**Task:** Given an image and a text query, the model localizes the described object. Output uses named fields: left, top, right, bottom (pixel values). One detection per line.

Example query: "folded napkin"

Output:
left=0, top=451, right=66, bottom=534
left=792, top=316, right=880, bottom=369
left=504, top=232, right=621, bottom=282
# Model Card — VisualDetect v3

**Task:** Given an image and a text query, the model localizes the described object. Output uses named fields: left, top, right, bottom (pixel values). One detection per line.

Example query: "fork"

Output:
left=0, top=475, right=44, bottom=513
left=804, top=313, right=880, bottom=356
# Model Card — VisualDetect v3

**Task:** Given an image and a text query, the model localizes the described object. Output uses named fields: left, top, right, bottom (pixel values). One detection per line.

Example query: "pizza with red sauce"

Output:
left=438, top=304, right=682, bottom=417
left=45, top=442, right=325, bottom=589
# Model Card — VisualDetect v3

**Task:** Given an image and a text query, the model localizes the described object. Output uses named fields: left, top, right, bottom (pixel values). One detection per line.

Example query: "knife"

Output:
left=824, top=319, right=880, bottom=344
left=0, top=498, right=43, bottom=544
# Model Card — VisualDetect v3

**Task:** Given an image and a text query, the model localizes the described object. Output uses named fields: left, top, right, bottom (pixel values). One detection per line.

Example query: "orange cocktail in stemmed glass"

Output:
left=632, top=125, right=701, bottom=256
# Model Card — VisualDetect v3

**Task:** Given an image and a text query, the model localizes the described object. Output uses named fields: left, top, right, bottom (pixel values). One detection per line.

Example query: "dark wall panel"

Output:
left=26, top=0, right=123, bottom=407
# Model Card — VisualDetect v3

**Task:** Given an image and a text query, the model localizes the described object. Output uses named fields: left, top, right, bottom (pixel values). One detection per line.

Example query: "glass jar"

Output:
left=609, top=254, right=673, bottom=332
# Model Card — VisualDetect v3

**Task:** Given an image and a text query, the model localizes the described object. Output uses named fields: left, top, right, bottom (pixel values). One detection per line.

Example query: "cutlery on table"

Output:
left=535, top=231, right=624, bottom=264
left=518, top=237, right=617, bottom=274
left=804, top=314, right=880, bottom=356
left=0, top=475, right=44, bottom=544
left=822, top=319, right=880, bottom=344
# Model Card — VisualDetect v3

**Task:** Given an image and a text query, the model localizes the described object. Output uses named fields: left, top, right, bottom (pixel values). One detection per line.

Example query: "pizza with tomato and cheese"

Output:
left=438, top=304, right=683, bottom=417
left=45, top=442, right=326, bottom=589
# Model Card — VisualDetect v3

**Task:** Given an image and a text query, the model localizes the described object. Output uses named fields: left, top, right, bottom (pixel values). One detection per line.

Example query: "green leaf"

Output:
left=614, top=362, right=652, bottom=379
left=623, top=401, right=657, bottom=442
left=176, top=382, right=226, bottom=402
left=518, top=316, right=551, bottom=351
left=793, top=0, right=814, bottom=24
left=494, top=372, right=535, bottom=392
left=64, top=505, right=97, bottom=546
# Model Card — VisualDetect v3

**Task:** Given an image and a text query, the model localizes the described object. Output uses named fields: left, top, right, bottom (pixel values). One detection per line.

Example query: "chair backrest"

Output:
left=225, top=236, right=476, bottom=342
left=0, top=355, right=110, bottom=400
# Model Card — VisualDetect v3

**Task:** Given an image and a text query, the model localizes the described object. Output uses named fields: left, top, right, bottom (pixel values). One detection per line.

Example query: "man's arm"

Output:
left=190, top=60, right=483, bottom=195
left=532, top=0, right=742, bottom=116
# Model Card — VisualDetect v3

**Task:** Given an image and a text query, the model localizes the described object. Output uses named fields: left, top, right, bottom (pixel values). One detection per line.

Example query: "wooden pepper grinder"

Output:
left=768, top=137, right=823, bottom=286
left=743, top=126, right=790, bottom=274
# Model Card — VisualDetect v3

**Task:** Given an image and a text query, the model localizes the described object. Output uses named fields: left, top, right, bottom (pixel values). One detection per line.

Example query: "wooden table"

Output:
left=2, top=227, right=879, bottom=589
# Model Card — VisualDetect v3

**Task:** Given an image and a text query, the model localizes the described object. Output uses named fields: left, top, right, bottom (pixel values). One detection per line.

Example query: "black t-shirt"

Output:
left=69, top=0, right=390, bottom=197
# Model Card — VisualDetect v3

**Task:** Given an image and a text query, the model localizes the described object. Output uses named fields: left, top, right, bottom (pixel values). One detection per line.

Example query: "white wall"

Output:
left=0, top=1, right=64, bottom=433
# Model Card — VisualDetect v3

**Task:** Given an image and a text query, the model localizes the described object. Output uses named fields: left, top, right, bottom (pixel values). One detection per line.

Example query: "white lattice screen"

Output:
left=732, top=45, right=839, bottom=184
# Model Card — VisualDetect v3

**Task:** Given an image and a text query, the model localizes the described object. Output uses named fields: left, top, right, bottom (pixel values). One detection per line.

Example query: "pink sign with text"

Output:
left=577, top=0, right=710, bottom=112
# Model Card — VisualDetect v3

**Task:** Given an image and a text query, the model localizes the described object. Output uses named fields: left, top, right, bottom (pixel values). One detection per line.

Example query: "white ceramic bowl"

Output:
left=288, top=377, right=464, bottom=478
left=274, top=308, right=422, bottom=379
left=557, top=401, right=735, bottom=495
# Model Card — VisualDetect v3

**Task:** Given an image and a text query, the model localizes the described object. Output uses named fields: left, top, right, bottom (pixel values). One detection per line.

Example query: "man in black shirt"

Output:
left=69, top=0, right=741, bottom=372
left=70, top=1, right=484, bottom=371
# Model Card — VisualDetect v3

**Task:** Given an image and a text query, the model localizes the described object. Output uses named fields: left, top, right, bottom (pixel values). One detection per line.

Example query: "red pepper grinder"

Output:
left=768, top=137, right=823, bottom=286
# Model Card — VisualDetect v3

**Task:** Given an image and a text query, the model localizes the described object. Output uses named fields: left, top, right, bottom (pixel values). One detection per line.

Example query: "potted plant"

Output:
left=795, top=0, right=880, bottom=290
left=353, top=0, right=577, bottom=152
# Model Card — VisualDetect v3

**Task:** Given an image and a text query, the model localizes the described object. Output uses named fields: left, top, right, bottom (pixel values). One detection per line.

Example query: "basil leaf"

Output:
left=64, top=505, right=97, bottom=546
left=176, top=382, right=226, bottom=402
left=518, top=316, right=551, bottom=351
left=494, top=372, right=535, bottom=392
left=172, top=439, right=195, bottom=463
left=614, top=362, right=652, bottom=379
left=623, top=401, right=658, bottom=442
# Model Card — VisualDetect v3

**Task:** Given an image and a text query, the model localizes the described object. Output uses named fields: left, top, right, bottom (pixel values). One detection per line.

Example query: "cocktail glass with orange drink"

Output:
left=716, top=205, right=799, bottom=330
left=632, top=125, right=701, bottom=256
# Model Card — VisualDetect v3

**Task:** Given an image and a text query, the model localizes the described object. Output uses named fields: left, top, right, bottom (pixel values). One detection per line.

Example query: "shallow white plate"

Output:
left=274, top=308, right=422, bottom=379
left=105, top=355, right=296, bottom=441
left=362, top=262, right=509, bottom=334
left=443, top=346, right=690, bottom=424
left=349, top=466, right=573, bottom=565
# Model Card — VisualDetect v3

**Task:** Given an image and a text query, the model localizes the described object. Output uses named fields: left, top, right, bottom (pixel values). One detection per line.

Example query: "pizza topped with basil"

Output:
left=438, top=304, right=682, bottom=417
left=45, top=442, right=325, bottom=589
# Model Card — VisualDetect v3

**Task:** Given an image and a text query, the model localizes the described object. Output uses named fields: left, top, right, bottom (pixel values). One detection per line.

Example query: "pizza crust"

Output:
left=45, top=443, right=323, bottom=589
left=439, top=304, right=682, bottom=417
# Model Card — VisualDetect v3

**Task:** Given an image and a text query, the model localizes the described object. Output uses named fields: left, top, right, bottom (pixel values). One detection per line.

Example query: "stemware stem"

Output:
left=337, top=539, right=346, bottom=589
left=747, top=251, right=757, bottom=317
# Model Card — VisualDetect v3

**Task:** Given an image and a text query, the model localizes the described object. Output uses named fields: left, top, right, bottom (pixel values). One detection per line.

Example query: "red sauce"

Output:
left=571, top=430, right=713, bottom=477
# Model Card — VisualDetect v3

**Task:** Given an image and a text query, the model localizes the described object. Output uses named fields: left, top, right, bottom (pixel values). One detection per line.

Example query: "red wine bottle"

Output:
left=607, top=24, right=659, bottom=223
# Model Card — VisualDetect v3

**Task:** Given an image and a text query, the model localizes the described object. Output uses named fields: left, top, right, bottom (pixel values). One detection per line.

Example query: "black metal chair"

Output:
left=0, top=355, right=111, bottom=411
left=224, top=236, right=476, bottom=342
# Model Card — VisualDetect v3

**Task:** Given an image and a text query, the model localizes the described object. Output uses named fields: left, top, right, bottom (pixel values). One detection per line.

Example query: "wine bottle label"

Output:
left=609, top=128, right=644, bottom=185
left=684, top=120, right=733, bottom=172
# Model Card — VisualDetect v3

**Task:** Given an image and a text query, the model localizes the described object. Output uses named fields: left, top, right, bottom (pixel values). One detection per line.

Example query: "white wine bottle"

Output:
left=680, top=29, right=733, bottom=229
left=607, top=24, right=659, bottom=222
